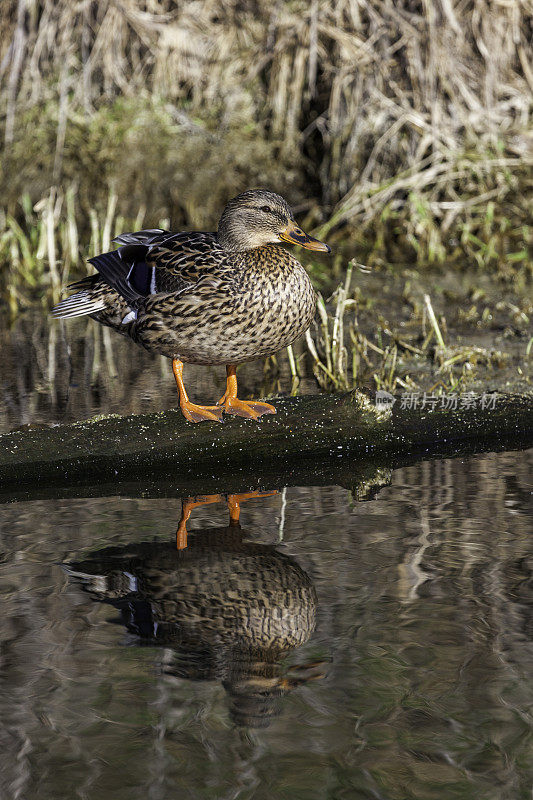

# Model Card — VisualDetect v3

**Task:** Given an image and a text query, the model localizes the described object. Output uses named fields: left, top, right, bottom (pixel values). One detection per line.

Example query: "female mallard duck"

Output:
left=52, top=190, right=330, bottom=423
left=65, top=518, right=320, bottom=728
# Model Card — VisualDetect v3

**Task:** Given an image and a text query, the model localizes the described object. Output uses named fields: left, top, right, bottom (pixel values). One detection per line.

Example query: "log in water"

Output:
left=1, top=390, right=532, bottom=502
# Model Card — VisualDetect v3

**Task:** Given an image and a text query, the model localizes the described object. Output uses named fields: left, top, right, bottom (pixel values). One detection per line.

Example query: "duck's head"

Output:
left=217, top=189, right=331, bottom=254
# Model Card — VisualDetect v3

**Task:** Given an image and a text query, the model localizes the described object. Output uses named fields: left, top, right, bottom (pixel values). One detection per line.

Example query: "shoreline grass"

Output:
left=0, top=1, right=531, bottom=304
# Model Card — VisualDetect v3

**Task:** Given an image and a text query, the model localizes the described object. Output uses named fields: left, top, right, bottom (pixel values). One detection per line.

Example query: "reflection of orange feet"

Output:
left=280, top=659, right=328, bottom=690
left=217, top=364, right=276, bottom=420
left=227, top=490, right=278, bottom=525
left=176, top=494, right=222, bottom=549
left=176, top=524, right=188, bottom=550
left=287, top=660, right=328, bottom=672
left=176, top=490, right=278, bottom=547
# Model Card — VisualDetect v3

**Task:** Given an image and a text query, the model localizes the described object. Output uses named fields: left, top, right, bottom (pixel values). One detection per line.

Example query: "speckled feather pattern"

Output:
left=80, top=233, right=316, bottom=365
left=70, top=531, right=317, bottom=652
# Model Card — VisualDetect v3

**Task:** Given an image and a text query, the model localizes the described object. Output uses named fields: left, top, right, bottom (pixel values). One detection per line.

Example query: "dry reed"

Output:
left=0, top=0, right=531, bottom=298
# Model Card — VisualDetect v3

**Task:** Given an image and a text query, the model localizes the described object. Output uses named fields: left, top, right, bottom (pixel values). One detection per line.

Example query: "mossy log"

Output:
left=1, top=391, right=532, bottom=503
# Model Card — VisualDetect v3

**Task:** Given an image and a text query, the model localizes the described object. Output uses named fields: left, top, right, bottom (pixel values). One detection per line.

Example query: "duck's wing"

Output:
left=144, top=231, right=230, bottom=288
left=54, top=230, right=230, bottom=319
left=113, top=228, right=168, bottom=246
left=93, top=230, right=230, bottom=301
left=52, top=230, right=227, bottom=320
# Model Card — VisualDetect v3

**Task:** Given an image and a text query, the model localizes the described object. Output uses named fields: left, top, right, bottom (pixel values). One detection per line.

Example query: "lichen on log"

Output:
left=0, top=391, right=532, bottom=502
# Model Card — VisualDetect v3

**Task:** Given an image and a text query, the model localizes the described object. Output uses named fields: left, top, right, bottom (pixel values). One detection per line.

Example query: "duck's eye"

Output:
left=260, top=205, right=272, bottom=214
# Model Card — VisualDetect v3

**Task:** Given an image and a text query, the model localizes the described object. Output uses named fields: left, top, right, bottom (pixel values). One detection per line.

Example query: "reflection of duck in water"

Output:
left=65, top=506, right=322, bottom=728
left=175, top=489, right=277, bottom=549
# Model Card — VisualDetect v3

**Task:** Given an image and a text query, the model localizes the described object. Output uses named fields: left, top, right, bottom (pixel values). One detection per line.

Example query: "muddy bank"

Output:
left=309, top=262, right=532, bottom=396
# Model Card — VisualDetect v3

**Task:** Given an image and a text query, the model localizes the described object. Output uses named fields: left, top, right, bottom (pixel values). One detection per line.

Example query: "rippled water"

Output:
left=1, top=449, right=532, bottom=799
left=2, top=309, right=533, bottom=798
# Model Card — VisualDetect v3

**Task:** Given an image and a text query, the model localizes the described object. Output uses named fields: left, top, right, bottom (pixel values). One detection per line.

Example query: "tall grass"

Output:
left=0, top=0, right=531, bottom=296
left=0, top=185, right=125, bottom=309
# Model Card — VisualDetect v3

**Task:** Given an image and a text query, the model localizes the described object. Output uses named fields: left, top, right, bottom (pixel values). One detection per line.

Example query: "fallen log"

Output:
left=1, top=391, right=532, bottom=503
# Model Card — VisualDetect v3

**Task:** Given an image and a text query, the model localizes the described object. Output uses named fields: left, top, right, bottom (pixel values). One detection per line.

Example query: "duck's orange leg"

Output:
left=218, top=365, right=276, bottom=420
left=176, top=490, right=278, bottom=548
left=172, top=359, right=223, bottom=423
left=226, top=490, right=278, bottom=526
left=176, top=494, right=223, bottom=549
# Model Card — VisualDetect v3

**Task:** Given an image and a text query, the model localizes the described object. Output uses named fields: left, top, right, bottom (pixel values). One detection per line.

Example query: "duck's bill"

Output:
left=279, top=222, right=331, bottom=252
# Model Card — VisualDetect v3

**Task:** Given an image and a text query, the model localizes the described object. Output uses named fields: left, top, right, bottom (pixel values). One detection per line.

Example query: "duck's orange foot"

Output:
left=216, top=365, right=276, bottom=420
left=227, top=490, right=278, bottom=525
left=223, top=397, right=276, bottom=420
left=180, top=400, right=224, bottom=424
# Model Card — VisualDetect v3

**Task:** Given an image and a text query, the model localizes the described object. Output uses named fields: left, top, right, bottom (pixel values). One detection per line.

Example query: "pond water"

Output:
left=1, top=309, right=533, bottom=799
left=1, top=448, right=532, bottom=800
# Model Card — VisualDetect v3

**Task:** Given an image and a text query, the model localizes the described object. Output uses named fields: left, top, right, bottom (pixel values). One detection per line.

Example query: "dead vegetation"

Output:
left=304, top=261, right=531, bottom=395
left=0, top=0, right=531, bottom=298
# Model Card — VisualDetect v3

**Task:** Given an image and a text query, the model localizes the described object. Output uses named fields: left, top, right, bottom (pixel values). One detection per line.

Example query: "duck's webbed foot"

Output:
left=224, top=397, right=276, bottom=420
left=180, top=400, right=224, bottom=424
left=217, top=365, right=276, bottom=420
left=172, top=358, right=223, bottom=423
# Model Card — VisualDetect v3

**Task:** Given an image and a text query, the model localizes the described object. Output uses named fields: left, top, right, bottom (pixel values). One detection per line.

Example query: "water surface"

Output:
left=2, top=303, right=533, bottom=798
left=1, top=449, right=532, bottom=799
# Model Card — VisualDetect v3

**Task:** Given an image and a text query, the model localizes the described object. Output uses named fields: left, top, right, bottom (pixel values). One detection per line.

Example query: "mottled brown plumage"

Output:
left=65, top=524, right=320, bottom=728
left=52, top=190, right=330, bottom=422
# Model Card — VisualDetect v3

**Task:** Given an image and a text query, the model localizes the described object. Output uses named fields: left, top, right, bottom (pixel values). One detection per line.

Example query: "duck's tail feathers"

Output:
left=52, top=290, right=107, bottom=319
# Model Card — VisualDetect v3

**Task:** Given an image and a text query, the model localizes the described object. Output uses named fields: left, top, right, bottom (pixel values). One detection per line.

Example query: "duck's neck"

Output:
left=217, top=215, right=278, bottom=253
left=216, top=228, right=251, bottom=253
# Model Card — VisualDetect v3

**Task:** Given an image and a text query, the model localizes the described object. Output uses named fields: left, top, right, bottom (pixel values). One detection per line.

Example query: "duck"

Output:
left=52, top=189, right=331, bottom=423
left=64, top=513, right=321, bottom=728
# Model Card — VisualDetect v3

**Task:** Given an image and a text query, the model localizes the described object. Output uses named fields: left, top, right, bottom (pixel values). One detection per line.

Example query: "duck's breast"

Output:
left=132, top=247, right=316, bottom=364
